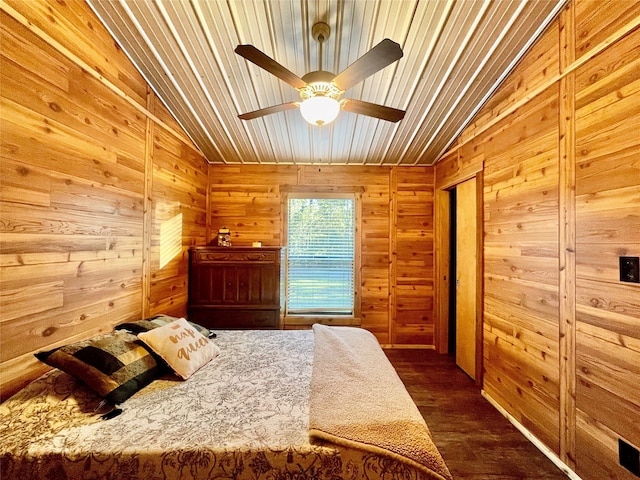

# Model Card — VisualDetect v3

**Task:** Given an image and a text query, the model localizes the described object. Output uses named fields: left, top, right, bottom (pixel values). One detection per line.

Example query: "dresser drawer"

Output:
left=195, top=250, right=277, bottom=264
left=189, top=308, right=279, bottom=329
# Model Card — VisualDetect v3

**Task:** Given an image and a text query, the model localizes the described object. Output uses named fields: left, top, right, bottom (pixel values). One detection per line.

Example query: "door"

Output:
left=456, top=177, right=477, bottom=379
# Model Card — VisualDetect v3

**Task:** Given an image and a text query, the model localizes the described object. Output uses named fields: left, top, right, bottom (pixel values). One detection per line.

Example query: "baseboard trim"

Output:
left=381, top=344, right=436, bottom=350
left=481, top=390, right=583, bottom=480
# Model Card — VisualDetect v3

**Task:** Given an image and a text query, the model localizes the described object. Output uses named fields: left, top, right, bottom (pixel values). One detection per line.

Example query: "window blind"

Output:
left=286, top=197, right=355, bottom=315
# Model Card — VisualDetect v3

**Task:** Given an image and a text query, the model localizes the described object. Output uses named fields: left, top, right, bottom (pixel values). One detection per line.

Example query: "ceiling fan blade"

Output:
left=342, top=99, right=405, bottom=123
left=332, top=39, right=403, bottom=91
left=235, top=45, right=306, bottom=89
left=238, top=102, right=299, bottom=121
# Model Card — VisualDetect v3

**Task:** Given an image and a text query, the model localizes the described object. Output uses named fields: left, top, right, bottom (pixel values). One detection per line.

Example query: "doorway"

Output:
left=452, top=177, right=478, bottom=379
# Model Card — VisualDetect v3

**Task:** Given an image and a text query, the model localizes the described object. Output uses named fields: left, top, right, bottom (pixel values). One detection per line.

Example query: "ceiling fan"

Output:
left=235, top=22, right=406, bottom=127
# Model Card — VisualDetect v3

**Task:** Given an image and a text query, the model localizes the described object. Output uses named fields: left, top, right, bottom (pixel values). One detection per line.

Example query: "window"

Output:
left=284, top=192, right=359, bottom=317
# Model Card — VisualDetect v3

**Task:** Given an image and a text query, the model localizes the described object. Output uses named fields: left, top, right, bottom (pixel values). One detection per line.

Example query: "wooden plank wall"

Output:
left=436, top=1, right=640, bottom=478
left=482, top=81, right=562, bottom=453
left=208, top=164, right=435, bottom=345
left=392, top=167, right=436, bottom=345
left=573, top=1, right=640, bottom=477
left=148, top=95, right=209, bottom=317
left=0, top=0, right=208, bottom=399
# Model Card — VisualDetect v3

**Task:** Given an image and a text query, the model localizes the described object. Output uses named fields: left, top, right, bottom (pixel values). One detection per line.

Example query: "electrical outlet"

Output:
left=620, top=439, right=640, bottom=477
left=620, top=256, right=640, bottom=283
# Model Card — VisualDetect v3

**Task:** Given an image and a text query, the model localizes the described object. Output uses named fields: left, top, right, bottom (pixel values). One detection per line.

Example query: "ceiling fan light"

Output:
left=299, top=96, right=340, bottom=126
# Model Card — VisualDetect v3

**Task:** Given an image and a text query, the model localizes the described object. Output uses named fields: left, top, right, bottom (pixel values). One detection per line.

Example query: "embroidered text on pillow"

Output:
left=138, top=318, right=220, bottom=379
left=167, top=323, right=210, bottom=361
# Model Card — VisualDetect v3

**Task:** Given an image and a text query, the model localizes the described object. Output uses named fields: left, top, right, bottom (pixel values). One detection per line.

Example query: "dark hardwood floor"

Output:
left=384, top=348, right=568, bottom=480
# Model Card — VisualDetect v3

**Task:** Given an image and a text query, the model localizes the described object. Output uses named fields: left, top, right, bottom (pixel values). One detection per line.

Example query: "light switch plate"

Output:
left=619, top=439, right=640, bottom=477
left=620, top=256, right=640, bottom=283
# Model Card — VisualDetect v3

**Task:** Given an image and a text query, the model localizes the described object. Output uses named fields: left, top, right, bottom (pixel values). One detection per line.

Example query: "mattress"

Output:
left=0, top=327, right=451, bottom=480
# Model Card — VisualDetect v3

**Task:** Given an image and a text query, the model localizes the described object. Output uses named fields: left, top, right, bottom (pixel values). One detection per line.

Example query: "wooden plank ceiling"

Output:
left=87, top=0, right=565, bottom=166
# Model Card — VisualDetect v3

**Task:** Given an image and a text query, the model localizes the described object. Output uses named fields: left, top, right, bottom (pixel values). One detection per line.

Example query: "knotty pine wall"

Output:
left=208, top=165, right=435, bottom=346
left=436, top=1, right=640, bottom=479
left=1, top=5, right=636, bottom=477
left=0, top=0, right=208, bottom=399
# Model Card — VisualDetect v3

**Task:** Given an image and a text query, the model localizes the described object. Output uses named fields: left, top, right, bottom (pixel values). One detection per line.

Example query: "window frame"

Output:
left=281, top=186, right=362, bottom=327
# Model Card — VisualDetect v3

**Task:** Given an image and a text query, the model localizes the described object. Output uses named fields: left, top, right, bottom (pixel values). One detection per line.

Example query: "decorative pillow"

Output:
left=138, top=318, right=220, bottom=380
left=34, top=331, right=160, bottom=404
left=115, top=314, right=215, bottom=338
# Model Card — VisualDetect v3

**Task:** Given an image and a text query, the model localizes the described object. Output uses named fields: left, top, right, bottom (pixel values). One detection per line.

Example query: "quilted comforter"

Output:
left=0, top=327, right=451, bottom=480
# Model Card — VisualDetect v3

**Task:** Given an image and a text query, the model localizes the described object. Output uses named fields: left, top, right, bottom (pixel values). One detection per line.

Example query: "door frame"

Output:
left=435, top=174, right=484, bottom=385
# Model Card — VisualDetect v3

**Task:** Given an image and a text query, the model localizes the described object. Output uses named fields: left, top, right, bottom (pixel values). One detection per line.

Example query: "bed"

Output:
left=0, top=322, right=452, bottom=480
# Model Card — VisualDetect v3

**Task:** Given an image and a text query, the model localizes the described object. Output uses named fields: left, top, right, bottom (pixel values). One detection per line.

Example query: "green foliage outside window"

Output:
left=287, top=198, right=355, bottom=314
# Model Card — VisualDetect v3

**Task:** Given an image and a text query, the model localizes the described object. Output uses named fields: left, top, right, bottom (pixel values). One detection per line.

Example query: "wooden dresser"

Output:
left=188, top=246, right=282, bottom=329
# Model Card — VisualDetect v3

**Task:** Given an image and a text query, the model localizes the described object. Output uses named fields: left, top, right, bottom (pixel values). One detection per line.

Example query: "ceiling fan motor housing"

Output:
left=302, top=24, right=342, bottom=104
left=299, top=71, right=343, bottom=101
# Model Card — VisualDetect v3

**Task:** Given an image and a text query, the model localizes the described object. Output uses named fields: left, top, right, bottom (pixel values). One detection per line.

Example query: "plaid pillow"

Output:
left=35, top=331, right=160, bottom=404
left=115, top=314, right=214, bottom=338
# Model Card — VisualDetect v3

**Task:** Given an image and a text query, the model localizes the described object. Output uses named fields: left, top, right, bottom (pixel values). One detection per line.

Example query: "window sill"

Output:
left=282, top=316, right=361, bottom=328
